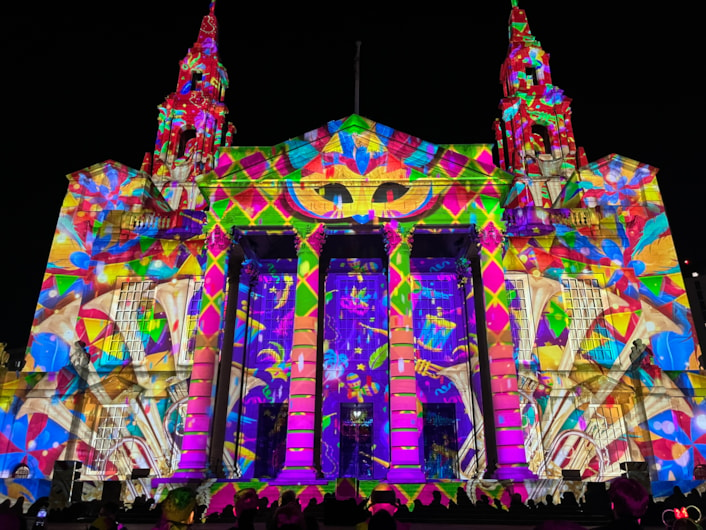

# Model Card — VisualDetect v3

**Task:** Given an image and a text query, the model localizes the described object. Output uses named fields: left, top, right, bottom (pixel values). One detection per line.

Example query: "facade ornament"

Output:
left=294, top=224, right=327, bottom=256
left=456, top=257, right=472, bottom=284
left=207, top=225, right=231, bottom=253
left=241, top=259, right=260, bottom=286
left=477, top=223, right=505, bottom=248
left=382, top=222, right=414, bottom=254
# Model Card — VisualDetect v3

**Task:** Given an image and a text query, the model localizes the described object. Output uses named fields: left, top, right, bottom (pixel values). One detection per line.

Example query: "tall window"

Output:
left=107, top=279, right=156, bottom=363
left=90, top=404, right=128, bottom=475
left=167, top=401, right=188, bottom=470
left=505, top=275, right=536, bottom=369
left=586, top=404, right=630, bottom=476
left=561, top=277, right=614, bottom=363
left=247, top=273, right=296, bottom=366
left=327, top=274, right=385, bottom=362
left=412, top=274, right=462, bottom=363
left=178, top=278, right=204, bottom=366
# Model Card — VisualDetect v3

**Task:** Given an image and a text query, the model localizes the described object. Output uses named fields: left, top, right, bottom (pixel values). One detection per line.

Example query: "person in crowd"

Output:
left=367, top=510, right=397, bottom=530
left=592, top=477, right=649, bottom=530
left=671, top=520, right=703, bottom=530
left=153, top=487, right=197, bottom=530
left=89, top=501, right=120, bottom=530
left=356, top=485, right=409, bottom=530
left=233, top=488, right=260, bottom=530
left=271, top=501, right=306, bottom=530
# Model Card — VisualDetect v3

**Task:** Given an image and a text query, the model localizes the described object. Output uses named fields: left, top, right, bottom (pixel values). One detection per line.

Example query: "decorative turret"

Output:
left=494, top=1, right=588, bottom=209
left=147, top=1, right=235, bottom=210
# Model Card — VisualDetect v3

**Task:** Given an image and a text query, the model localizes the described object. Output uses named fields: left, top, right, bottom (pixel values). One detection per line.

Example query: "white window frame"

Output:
left=585, top=403, right=630, bottom=477
left=560, top=276, right=615, bottom=363
left=105, top=279, right=156, bottom=364
left=88, top=404, right=129, bottom=476
left=177, top=277, right=204, bottom=366
left=505, top=273, right=536, bottom=368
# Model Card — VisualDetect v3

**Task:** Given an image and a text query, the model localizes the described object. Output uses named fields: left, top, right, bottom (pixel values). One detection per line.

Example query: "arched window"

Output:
left=12, top=464, right=30, bottom=478
left=525, top=66, right=538, bottom=86
left=177, top=129, right=197, bottom=159
left=190, top=71, right=203, bottom=91
left=531, top=123, right=552, bottom=155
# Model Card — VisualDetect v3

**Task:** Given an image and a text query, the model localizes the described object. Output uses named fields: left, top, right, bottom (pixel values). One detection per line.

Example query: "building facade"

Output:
left=1, top=1, right=703, bottom=514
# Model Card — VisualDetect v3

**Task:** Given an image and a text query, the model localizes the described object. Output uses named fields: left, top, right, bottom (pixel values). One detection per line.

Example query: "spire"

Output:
left=147, top=1, right=235, bottom=210
left=494, top=3, right=587, bottom=209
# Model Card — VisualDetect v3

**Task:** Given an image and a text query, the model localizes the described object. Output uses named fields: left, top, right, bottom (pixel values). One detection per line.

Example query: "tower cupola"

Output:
left=147, top=1, right=235, bottom=209
left=494, top=1, right=587, bottom=209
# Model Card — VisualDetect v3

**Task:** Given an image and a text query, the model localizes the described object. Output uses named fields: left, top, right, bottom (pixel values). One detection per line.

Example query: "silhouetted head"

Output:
left=607, top=477, right=649, bottom=520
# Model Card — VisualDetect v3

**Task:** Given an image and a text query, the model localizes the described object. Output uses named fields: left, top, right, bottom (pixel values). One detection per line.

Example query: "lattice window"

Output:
left=107, top=279, right=156, bottom=363
left=90, top=405, right=128, bottom=474
left=412, top=274, right=461, bottom=362
left=505, top=275, right=536, bottom=368
left=331, top=275, right=383, bottom=360
left=561, top=277, right=614, bottom=362
left=169, top=402, right=188, bottom=470
left=586, top=404, right=630, bottom=475
left=248, top=274, right=296, bottom=366
left=178, top=278, right=204, bottom=366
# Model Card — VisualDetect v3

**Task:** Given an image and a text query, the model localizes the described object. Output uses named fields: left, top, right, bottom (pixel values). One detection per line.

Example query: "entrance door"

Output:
left=254, top=403, right=288, bottom=478
left=423, top=403, right=459, bottom=479
left=340, top=404, right=373, bottom=478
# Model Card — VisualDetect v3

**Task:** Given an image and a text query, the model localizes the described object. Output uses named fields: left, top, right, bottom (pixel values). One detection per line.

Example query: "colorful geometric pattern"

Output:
left=2, top=0, right=702, bottom=514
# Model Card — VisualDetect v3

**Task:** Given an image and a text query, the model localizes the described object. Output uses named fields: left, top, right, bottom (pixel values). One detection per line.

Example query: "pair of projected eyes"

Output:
left=315, top=183, right=410, bottom=204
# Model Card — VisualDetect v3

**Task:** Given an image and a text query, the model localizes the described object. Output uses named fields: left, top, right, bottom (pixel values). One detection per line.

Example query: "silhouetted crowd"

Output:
left=3, top=478, right=706, bottom=530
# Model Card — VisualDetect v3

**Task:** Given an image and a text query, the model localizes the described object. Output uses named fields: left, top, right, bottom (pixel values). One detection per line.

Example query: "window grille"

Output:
left=169, top=402, right=188, bottom=470
left=561, top=277, right=614, bottom=362
left=412, top=274, right=461, bottom=362
left=178, top=278, right=203, bottom=365
left=90, top=405, right=128, bottom=474
left=587, top=404, right=630, bottom=474
left=248, top=274, right=296, bottom=365
left=331, top=275, right=382, bottom=360
left=107, top=280, right=156, bottom=362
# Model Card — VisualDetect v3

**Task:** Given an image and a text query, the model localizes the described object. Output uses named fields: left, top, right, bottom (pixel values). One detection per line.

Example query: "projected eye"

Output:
left=315, top=183, right=354, bottom=203
left=372, top=182, right=409, bottom=203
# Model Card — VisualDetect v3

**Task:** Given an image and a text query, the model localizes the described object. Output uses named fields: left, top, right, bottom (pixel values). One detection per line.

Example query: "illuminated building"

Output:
left=1, top=1, right=702, bottom=513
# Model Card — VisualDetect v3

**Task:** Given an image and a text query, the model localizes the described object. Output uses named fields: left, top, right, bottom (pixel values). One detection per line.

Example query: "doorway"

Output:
left=340, top=403, right=373, bottom=478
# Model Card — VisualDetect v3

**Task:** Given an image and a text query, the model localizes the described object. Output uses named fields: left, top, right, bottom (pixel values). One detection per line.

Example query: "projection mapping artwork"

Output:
left=0, top=1, right=702, bottom=515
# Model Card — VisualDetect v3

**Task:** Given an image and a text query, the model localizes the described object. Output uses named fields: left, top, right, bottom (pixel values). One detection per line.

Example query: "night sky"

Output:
left=2, top=1, right=699, bottom=350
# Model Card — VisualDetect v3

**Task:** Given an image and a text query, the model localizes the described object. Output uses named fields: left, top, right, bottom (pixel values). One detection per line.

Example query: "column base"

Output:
left=385, top=467, right=426, bottom=483
left=172, top=471, right=208, bottom=479
left=491, top=466, right=537, bottom=481
left=270, top=468, right=329, bottom=485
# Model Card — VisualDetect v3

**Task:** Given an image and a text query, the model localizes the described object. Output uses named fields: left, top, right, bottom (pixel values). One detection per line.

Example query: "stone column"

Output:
left=383, top=222, right=425, bottom=483
left=275, top=224, right=326, bottom=483
left=477, top=222, right=534, bottom=479
left=227, top=258, right=259, bottom=476
left=176, top=224, right=230, bottom=478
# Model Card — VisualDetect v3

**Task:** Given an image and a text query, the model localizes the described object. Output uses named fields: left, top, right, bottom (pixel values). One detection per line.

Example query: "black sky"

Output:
left=2, top=1, right=700, bottom=349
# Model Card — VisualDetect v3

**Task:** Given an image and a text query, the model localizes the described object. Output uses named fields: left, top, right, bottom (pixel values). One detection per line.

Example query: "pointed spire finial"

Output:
left=209, top=0, right=216, bottom=14
left=511, top=0, right=518, bottom=7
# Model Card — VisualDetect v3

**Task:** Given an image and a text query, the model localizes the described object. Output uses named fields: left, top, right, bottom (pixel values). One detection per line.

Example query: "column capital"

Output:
left=207, top=225, right=231, bottom=253
left=295, top=224, right=326, bottom=256
left=477, top=223, right=505, bottom=249
left=382, top=222, right=414, bottom=254
left=455, top=257, right=472, bottom=281
left=241, top=259, right=260, bottom=286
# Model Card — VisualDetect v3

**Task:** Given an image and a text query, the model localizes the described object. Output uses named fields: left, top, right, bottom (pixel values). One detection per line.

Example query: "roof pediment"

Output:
left=206, top=115, right=509, bottom=187
left=198, top=115, right=514, bottom=226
